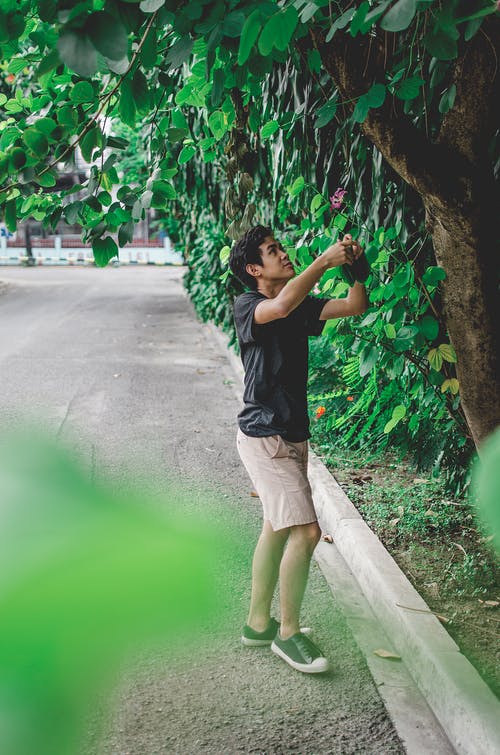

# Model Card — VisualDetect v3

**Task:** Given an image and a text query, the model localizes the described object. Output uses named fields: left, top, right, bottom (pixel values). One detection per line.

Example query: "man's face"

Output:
left=247, top=236, right=295, bottom=284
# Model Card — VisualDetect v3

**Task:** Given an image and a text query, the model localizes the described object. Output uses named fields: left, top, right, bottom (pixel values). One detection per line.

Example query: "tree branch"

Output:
left=311, top=23, right=499, bottom=235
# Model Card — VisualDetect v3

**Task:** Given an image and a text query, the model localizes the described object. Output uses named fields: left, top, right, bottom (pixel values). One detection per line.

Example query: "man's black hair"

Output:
left=229, top=225, right=272, bottom=291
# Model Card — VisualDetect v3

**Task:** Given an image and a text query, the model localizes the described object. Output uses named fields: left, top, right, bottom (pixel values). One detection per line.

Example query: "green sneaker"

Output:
left=271, top=632, right=329, bottom=674
left=241, top=619, right=312, bottom=647
left=241, top=617, right=280, bottom=646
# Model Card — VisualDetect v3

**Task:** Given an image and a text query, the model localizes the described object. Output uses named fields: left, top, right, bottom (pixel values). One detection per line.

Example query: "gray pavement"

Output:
left=0, top=266, right=404, bottom=754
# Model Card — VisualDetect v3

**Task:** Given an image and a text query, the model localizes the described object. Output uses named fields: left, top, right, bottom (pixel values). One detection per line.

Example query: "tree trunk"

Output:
left=427, top=209, right=500, bottom=446
left=313, top=19, right=500, bottom=448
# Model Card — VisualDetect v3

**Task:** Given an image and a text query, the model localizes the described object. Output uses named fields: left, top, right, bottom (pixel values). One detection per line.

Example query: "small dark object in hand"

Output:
left=351, top=251, right=370, bottom=283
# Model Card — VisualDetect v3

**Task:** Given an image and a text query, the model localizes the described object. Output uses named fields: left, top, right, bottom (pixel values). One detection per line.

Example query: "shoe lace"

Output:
left=294, top=634, right=316, bottom=662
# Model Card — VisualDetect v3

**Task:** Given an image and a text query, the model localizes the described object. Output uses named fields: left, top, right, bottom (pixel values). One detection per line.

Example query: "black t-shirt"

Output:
left=233, top=291, right=328, bottom=442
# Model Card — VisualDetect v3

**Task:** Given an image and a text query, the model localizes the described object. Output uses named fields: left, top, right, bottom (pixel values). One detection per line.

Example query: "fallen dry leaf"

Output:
left=424, top=509, right=437, bottom=516
left=373, top=648, right=401, bottom=660
left=483, top=600, right=500, bottom=608
left=413, top=478, right=429, bottom=484
left=389, top=517, right=400, bottom=527
left=322, top=534, right=334, bottom=544
left=397, top=506, right=405, bottom=517
left=250, top=491, right=259, bottom=498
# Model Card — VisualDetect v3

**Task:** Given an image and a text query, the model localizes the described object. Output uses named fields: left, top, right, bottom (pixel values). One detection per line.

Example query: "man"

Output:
left=229, top=225, right=368, bottom=674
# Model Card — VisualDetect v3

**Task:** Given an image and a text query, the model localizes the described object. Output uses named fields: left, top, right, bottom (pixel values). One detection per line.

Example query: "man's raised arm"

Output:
left=254, top=239, right=355, bottom=325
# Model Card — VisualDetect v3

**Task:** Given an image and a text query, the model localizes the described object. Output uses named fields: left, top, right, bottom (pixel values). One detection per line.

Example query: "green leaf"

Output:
left=219, top=245, right=231, bottom=264
left=4, top=198, right=17, bottom=233
left=166, top=37, right=194, bottom=69
left=384, top=404, right=406, bottom=433
left=395, top=76, right=425, bottom=101
left=385, top=323, right=397, bottom=339
left=70, top=81, right=95, bottom=105
left=422, top=266, right=446, bottom=286
left=92, top=236, right=118, bottom=267
left=359, top=345, right=379, bottom=376
left=141, top=27, right=157, bottom=68
left=326, top=8, right=355, bottom=42
left=441, top=378, right=459, bottom=395
left=131, top=70, right=149, bottom=112
left=64, top=202, right=82, bottom=225
left=439, top=84, right=456, bottom=114
left=238, top=10, right=261, bottom=65
left=258, top=7, right=298, bottom=56
left=57, top=30, right=98, bottom=78
left=307, top=49, right=322, bottom=74
left=222, top=10, right=245, bottom=37
left=288, top=176, right=305, bottom=197
left=439, top=343, right=457, bottom=363
left=57, top=105, right=78, bottom=129
left=106, top=136, right=129, bottom=150
left=333, top=214, right=348, bottom=231
left=418, top=316, right=439, bottom=341
left=315, top=99, right=337, bottom=128
left=353, top=84, right=385, bottom=123
left=33, top=171, right=57, bottom=187
left=87, top=12, right=128, bottom=62
left=260, top=120, right=279, bottom=140
left=211, top=67, right=225, bottom=107
left=119, top=80, right=136, bottom=127
left=350, top=1, right=371, bottom=36
left=118, top=220, right=134, bottom=247
left=428, top=348, right=443, bottom=371
left=139, top=0, right=165, bottom=12
left=359, top=311, right=378, bottom=327
left=37, top=48, right=60, bottom=77
left=8, top=147, right=27, bottom=170
left=178, top=145, right=196, bottom=164
left=380, top=0, right=417, bottom=32
left=310, top=194, right=325, bottom=213
left=424, top=27, right=458, bottom=60
left=23, top=129, right=49, bottom=156
left=366, top=83, right=386, bottom=107
left=208, top=110, right=227, bottom=140
left=80, top=127, right=102, bottom=163
left=167, top=128, right=188, bottom=142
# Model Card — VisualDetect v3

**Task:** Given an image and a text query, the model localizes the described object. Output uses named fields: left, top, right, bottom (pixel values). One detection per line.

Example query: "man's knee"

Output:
left=290, top=521, right=321, bottom=550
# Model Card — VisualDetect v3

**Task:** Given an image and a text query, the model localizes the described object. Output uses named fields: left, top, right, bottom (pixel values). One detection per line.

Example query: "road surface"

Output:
left=0, top=266, right=403, bottom=754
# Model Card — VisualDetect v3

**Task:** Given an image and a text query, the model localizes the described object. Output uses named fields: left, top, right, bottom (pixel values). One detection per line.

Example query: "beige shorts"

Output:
left=236, top=427, right=318, bottom=531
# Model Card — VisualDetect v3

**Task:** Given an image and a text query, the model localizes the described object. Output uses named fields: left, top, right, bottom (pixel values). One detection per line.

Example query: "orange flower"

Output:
left=347, top=396, right=354, bottom=401
left=315, top=406, right=326, bottom=419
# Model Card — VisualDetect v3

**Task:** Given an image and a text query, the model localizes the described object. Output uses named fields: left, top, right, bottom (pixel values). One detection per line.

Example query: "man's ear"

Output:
left=245, top=263, right=261, bottom=280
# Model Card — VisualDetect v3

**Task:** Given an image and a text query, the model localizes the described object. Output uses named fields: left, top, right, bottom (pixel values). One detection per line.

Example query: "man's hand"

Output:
left=322, top=234, right=363, bottom=269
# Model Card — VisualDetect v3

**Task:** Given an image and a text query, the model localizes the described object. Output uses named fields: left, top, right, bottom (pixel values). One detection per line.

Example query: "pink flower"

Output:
left=330, top=187, right=346, bottom=210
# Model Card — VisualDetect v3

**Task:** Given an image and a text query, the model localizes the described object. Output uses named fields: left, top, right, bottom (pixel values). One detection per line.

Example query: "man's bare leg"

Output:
left=278, top=521, right=321, bottom=639
left=246, top=519, right=290, bottom=632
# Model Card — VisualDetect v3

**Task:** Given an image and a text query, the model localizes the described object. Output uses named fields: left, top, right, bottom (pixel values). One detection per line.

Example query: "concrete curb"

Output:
left=309, top=454, right=500, bottom=755
left=208, top=322, right=500, bottom=755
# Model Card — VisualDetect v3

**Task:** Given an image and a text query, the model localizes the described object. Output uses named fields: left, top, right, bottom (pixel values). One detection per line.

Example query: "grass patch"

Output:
left=311, top=440, right=500, bottom=698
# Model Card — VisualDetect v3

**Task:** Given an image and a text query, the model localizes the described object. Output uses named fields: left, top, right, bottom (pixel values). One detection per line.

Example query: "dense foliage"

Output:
left=1, top=0, right=498, bottom=489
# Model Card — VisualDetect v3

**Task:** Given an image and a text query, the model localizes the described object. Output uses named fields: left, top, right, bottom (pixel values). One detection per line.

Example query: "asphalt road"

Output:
left=0, top=266, right=403, bottom=754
